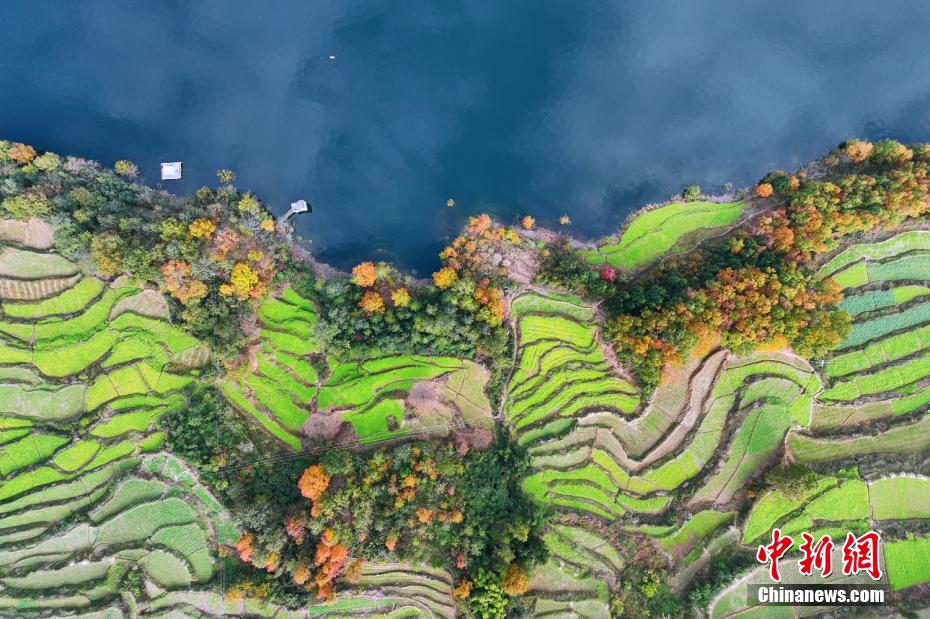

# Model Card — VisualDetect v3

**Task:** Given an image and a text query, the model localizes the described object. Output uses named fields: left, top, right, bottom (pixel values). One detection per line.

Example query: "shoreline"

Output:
left=285, top=189, right=754, bottom=278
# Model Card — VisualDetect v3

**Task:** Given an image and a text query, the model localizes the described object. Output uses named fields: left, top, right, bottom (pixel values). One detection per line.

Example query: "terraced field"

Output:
left=506, top=290, right=826, bottom=615
left=704, top=232, right=930, bottom=616
left=220, top=287, right=322, bottom=450
left=806, top=230, right=930, bottom=432
left=507, top=264, right=930, bottom=615
left=13, top=216, right=930, bottom=614
left=223, top=288, right=494, bottom=450
left=0, top=224, right=466, bottom=617
left=0, top=232, right=230, bottom=615
left=578, top=200, right=751, bottom=271
left=320, top=355, right=493, bottom=443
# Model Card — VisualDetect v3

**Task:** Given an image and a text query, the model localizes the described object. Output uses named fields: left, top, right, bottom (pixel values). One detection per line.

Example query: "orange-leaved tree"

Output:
left=298, top=465, right=330, bottom=501
left=352, top=261, right=378, bottom=287
left=359, top=290, right=385, bottom=313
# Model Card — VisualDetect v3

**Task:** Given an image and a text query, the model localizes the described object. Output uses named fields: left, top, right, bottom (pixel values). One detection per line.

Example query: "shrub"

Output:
left=535, top=241, right=612, bottom=298
left=1, top=191, right=50, bottom=220
left=359, top=290, right=385, bottom=313
left=682, top=185, right=701, bottom=200
left=161, top=386, right=245, bottom=482
left=843, top=139, right=873, bottom=163
left=501, top=564, right=529, bottom=596
left=469, top=569, right=508, bottom=619
left=114, top=159, right=140, bottom=178
left=391, top=287, right=411, bottom=307
left=68, top=187, right=96, bottom=208
left=870, top=139, right=913, bottom=165
left=765, top=464, right=818, bottom=499
left=33, top=152, right=61, bottom=171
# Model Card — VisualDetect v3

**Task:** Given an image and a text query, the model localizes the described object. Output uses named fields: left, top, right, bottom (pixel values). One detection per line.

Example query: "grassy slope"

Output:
left=579, top=200, right=750, bottom=270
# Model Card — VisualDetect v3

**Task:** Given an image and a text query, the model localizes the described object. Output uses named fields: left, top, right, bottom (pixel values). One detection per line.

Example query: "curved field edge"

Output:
left=579, top=199, right=751, bottom=270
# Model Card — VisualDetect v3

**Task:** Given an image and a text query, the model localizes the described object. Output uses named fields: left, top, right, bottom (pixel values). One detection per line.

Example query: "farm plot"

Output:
left=884, top=537, right=930, bottom=591
left=721, top=467, right=927, bottom=608
left=514, top=291, right=818, bottom=511
left=812, top=231, right=930, bottom=432
left=658, top=353, right=817, bottom=506
left=353, top=562, right=456, bottom=619
left=0, top=238, right=451, bottom=615
left=749, top=477, right=870, bottom=545
left=869, top=476, right=930, bottom=521
left=787, top=414, right=930, bottom=464
left=319, top=356, right=491, bottom=444
left=820, top=230, right=930, bottom=277
left=509, top=288, right=831, bottom=599
left=0, top=242, right=230, bottom=612
left=579, top=200, right=751, bottom=271
left=506, top=291, right=639, bottom=436
left=222, top=288, right=491, bottom=448
left=709, top=545, right=884, bottom=618
left=656, top=510, right=733, bottom=561
left=220, top=286, right=321, bottom=449
left=528, top=561, right=611, bottom=619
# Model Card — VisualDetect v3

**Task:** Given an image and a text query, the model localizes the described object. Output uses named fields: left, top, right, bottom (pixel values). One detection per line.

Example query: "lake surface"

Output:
left=3, top=2, right=930, bottom=273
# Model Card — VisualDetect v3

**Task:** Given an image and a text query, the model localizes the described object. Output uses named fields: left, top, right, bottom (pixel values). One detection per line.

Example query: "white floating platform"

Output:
left=160, top=162, right=183, bottom=180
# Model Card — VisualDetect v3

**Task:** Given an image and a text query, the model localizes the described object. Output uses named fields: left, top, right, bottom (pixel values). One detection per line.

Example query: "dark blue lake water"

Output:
left=3, top=2, right=930, bottom=273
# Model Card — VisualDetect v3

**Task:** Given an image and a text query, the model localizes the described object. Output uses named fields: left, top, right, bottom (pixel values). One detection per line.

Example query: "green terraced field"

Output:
left=507, top=291, right=639, bottom=433
left=868, top=476, right=930, bottom=521
left=222, top=287, right=493, bottom=448
left=318, top=355, right=491, bottom=443
left=506, top=289, right=861, bottom=609
left=657, top=510, right=733, bottom=559
left=221, top=286, right=321, bottom=448
left=579, top=200, right=751, bottom=270
left=0, top=243, right=230, bottom=613
left=9, top=205, right=930, bottom=614
left=812, top=231, right=930, bottom=444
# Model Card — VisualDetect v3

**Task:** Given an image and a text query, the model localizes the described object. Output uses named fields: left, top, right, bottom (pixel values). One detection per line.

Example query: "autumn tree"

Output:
left=8, top=143, right=36, bottom=165
left=359, top=290, right=385, bottom=314
left=1, top=190, right=51, bottom=220
left=351, top=261, right=378, bottom=287
left=162, top=260, right=209, bottom=305
left=433, top=267, right=458, bottom=289
left=221, top=262, right=266, bottom=300
left=187, top=218, right=217, bottom=240
left=217, top=168, right=237, bottom=183
left=501, top=563, right=530, bottom=596
left=391, top=287, right=411, bottom=307
left=90, top=234, right=126, bottom=277
left=843, top=139, right=873, bottom=163
left=298, top=465, right=330, bottom=501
